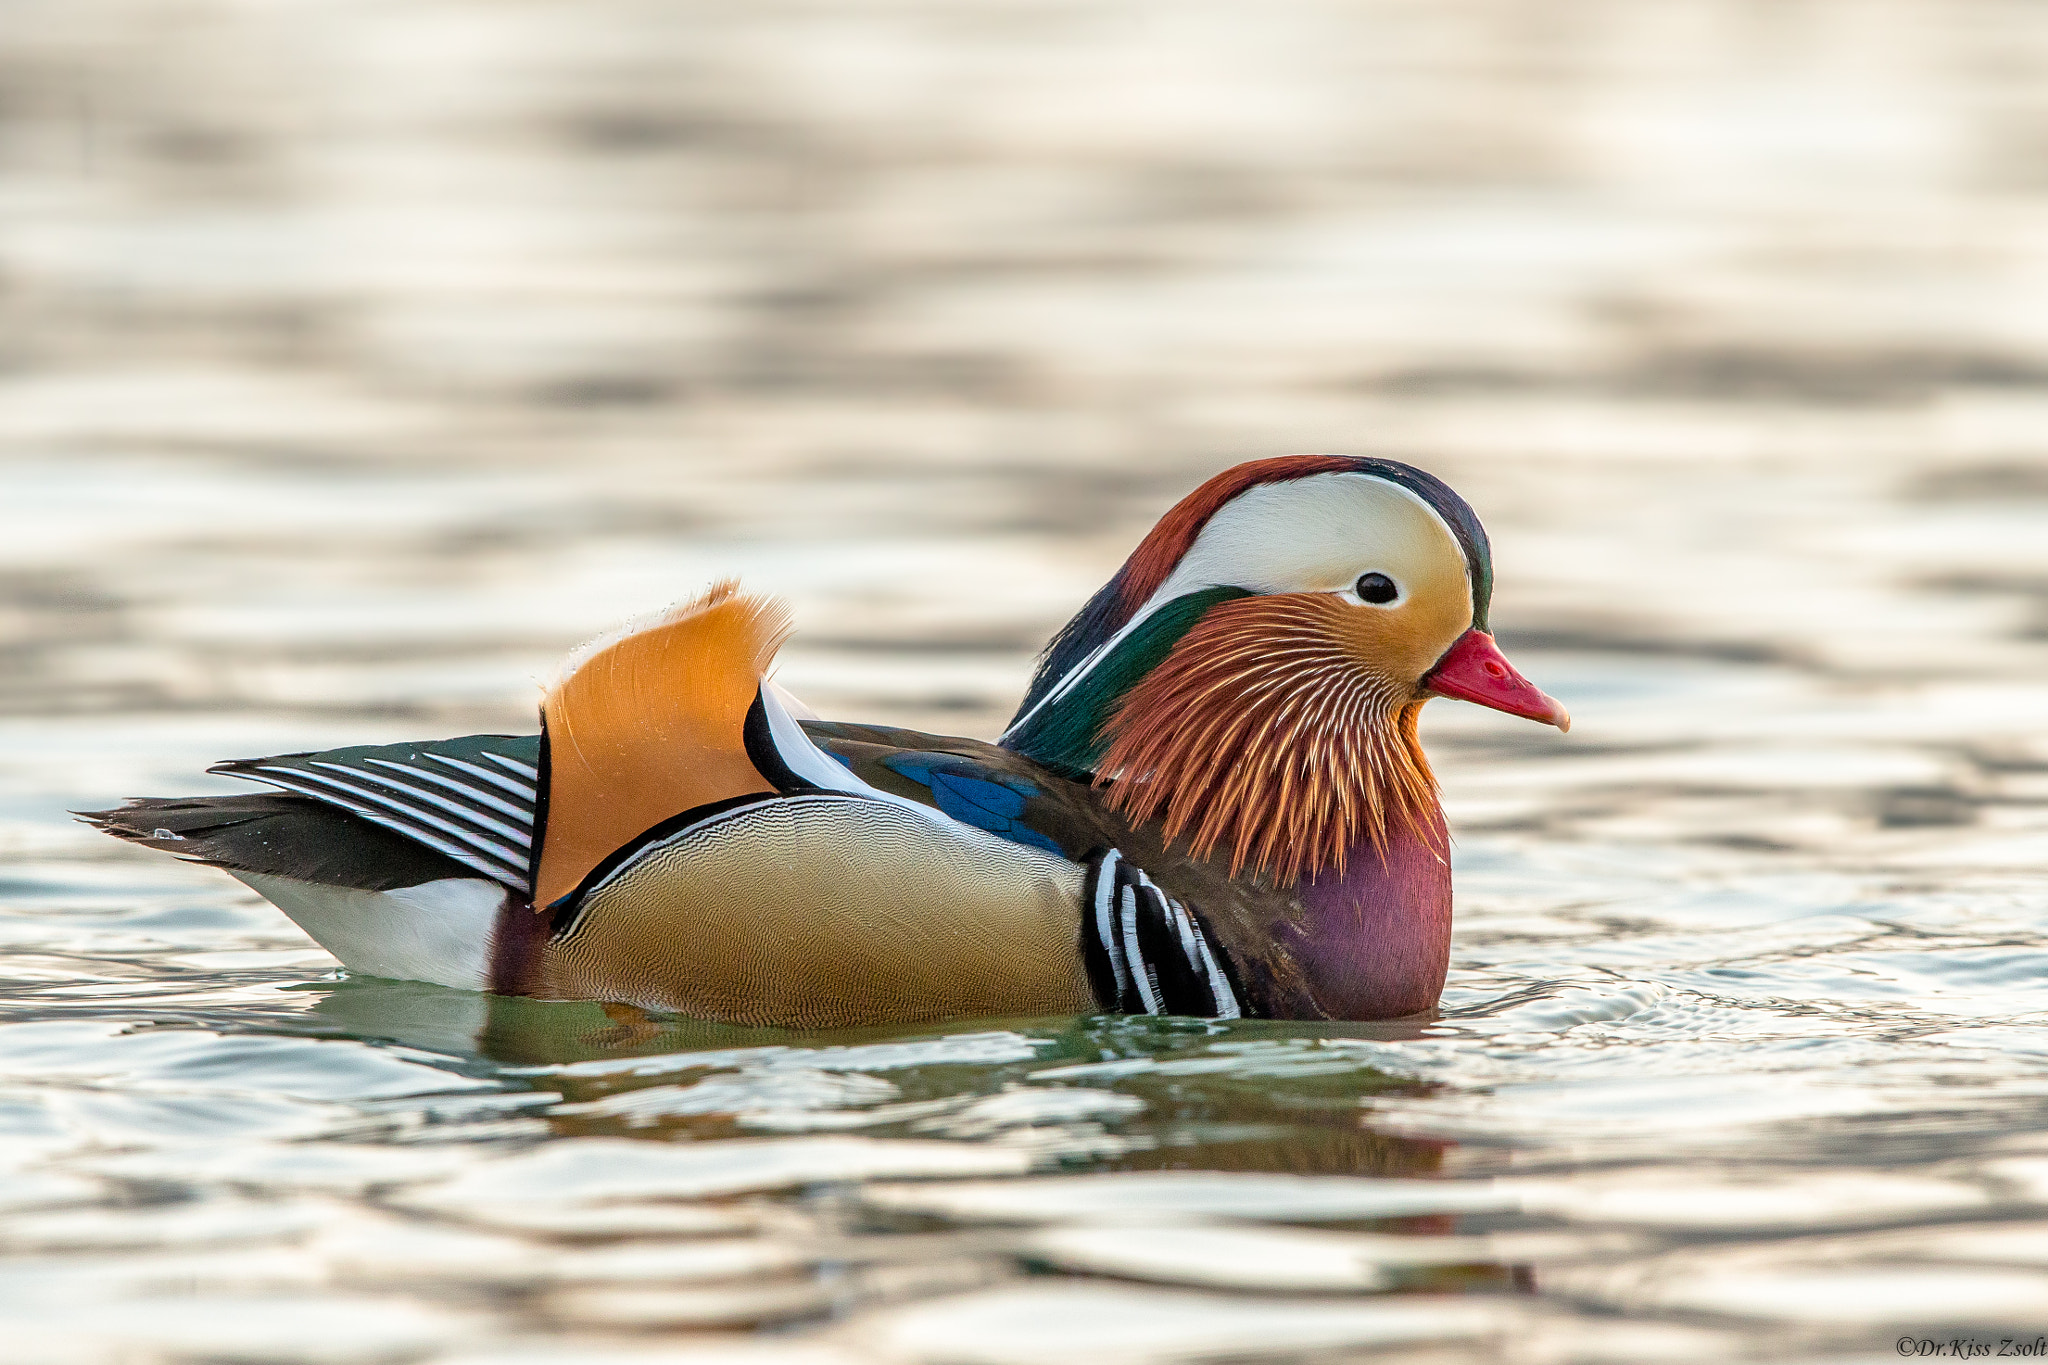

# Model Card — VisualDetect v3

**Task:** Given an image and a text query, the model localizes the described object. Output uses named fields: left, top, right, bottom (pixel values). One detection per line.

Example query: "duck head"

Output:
left=1002, top=455, right=1566, bottom=887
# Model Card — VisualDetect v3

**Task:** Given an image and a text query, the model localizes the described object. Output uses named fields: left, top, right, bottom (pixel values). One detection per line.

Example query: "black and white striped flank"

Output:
left=1080, top=849, right=1244, bottom=1020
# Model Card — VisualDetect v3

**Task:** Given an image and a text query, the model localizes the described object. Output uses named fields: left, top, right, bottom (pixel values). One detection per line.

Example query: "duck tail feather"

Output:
left=77, top=794, right=476, bottom=892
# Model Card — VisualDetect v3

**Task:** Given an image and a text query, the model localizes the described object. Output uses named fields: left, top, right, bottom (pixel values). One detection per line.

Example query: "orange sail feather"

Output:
left=534, top=581, right=792, bottom=907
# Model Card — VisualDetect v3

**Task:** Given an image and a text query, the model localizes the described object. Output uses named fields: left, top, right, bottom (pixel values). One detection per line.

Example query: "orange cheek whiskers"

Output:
left=1095, top=595, right=1442, bottom=887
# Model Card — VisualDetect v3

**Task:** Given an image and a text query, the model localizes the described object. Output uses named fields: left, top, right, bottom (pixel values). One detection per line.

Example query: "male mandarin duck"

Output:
left=85, top=456, right=1567, bottom=1025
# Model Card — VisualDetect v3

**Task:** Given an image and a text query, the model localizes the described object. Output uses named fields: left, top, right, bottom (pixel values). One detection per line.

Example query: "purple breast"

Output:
left=1277, top=807, right=1453, bottom=1020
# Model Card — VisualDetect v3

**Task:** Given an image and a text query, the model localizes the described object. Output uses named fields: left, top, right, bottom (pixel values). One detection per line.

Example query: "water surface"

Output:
left=7, top=2, right=2048, bottom=1360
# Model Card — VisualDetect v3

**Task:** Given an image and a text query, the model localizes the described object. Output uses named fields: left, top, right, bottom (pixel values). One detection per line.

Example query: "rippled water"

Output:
left=9, top=2, right=2048, bottom=1360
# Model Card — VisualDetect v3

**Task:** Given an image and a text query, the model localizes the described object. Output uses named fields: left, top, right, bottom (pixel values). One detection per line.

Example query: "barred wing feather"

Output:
left=211, top=734, right=540, bottom=893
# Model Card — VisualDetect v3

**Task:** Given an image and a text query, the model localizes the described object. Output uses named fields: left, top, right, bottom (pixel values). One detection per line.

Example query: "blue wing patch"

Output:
left=861, top=752, right=1063, bottom=855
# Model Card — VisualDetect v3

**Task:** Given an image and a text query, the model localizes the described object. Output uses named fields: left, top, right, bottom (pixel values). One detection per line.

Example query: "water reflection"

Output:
left=306, top=979, right=1453, bottom=1178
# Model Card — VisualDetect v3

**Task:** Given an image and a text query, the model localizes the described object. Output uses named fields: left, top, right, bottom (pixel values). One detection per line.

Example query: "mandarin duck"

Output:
left=85, top=457, right=1567, bottom=1025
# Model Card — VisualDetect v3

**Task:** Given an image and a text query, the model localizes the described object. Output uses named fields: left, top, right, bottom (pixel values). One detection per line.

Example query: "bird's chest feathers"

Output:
left=1280, top=814, right=1453, bottom=1019
left=1102, top=803, right=1453, bottom=1022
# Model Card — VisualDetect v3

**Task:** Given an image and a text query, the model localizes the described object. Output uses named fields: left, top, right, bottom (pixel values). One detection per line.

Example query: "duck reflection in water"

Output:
left=308, top=976, right=1447, bottom=1176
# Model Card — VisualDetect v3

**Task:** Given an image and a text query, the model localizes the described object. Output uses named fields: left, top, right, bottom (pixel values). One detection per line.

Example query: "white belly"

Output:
left=234, top=872, right=504, bottom=992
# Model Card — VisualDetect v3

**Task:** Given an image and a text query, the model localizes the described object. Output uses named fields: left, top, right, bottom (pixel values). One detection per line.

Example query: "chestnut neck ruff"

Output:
left=1096, top=594, right=1441, bottom=887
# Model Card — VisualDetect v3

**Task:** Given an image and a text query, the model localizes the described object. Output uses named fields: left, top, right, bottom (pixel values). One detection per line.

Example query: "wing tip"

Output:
left=71, top=804, right=120, bottom=834
left=74, top=797, right=176, bottom=834
left=73, top=798, right=223, bottom=860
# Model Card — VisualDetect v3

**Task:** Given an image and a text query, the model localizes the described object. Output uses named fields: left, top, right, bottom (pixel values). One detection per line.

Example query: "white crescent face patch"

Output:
left=1143, top=472, right=1473, bottom=618
left=1010, top=473, right=1477, bottom=736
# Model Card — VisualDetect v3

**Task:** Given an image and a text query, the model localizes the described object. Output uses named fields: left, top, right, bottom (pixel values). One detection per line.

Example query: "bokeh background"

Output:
left=8, top=2, right=2048, bottom=1361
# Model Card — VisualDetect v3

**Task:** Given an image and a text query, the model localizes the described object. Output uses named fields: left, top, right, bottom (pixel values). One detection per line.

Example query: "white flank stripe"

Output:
left=342, top=761, right=534, bottom=841
left=481, top=751, right=541, bottom=782
left=1138, top=867, right=1239, bottom=1020
left=1120, top=884, right=1161, bottom=1014
left=1094, top=851, right=1129, bottom=1002
left=1164, top=893, right=1205, bottom=983
left=1191, top=925, right=1241, bottom=1020
left=422, top=752, right=538, bottom=803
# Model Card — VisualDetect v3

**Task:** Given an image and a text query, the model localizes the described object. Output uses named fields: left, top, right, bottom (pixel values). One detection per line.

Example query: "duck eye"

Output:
left=1354, top=572, right=1399, bottom=605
